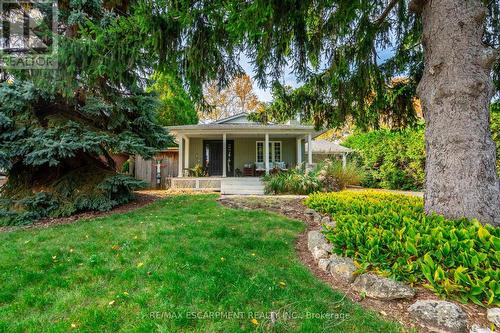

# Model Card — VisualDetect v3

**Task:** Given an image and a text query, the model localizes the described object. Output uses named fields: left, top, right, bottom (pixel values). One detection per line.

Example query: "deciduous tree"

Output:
left=199, top=74, right=261, bottom=122
left=148, top=72, right=198, bottom=126
left=231, top=74, right=261, bottom=113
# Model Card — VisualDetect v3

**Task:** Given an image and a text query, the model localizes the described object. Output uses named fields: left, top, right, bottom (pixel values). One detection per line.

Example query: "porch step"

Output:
left=220, top=178, right=265, bottom=195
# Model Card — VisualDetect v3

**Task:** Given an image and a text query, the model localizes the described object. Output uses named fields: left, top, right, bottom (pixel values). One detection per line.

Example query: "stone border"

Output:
left=219, top=196, right=495, bottom=333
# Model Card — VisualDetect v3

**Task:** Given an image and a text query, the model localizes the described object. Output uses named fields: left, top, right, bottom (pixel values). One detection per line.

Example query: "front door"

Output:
left=203, top=140, right=234, bottom=176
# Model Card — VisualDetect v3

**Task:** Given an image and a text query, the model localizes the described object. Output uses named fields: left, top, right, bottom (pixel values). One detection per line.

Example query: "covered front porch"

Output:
left=170, top=129, right=317, bottom=178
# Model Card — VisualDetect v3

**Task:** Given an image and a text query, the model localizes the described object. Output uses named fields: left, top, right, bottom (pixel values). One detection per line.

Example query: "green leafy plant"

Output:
left=262, top=161, right=363, bottom=195
left=343, top=126, right=425, bottom=190
left=121, top=160, right=130, bottom=174
left=262, top=168, right=321, bottom=195
left=305, top=190, right=500, bottom=306
left=190, top=163, right=207, bottom=177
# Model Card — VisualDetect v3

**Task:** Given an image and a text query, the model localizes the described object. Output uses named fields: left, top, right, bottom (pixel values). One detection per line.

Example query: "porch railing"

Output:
left=169, top=177, right=222, bottom=191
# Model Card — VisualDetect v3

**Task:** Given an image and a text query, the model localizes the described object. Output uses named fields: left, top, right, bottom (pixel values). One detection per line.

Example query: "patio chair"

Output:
left=255, top=162, right=265, bottom=176
left=274, top=161, right=287, bottom=171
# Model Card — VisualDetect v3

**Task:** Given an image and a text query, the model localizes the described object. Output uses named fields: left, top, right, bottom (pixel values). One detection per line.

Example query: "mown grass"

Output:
left=0, top=194, right=403, bottom=332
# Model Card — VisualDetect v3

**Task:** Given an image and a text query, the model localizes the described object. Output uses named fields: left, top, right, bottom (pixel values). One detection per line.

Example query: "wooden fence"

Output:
left=135, top=151, right=179, bottom=189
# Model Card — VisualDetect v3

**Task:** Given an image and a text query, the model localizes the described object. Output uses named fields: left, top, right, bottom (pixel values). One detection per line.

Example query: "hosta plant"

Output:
left=305, top=190, right=500, bottom=306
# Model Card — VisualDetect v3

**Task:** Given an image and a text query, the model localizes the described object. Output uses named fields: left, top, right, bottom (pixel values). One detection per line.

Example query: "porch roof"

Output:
left=167, top=123, right=320, bottom=137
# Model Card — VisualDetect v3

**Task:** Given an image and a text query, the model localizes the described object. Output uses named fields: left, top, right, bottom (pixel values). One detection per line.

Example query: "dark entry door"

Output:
left=203, top=140, right=234, bottom=176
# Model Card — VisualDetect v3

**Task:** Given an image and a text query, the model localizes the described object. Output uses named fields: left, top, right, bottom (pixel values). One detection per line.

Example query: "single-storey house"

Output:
left=168, top=113, right=321, bottom=180
left=135, top=113, right=353, bottom=193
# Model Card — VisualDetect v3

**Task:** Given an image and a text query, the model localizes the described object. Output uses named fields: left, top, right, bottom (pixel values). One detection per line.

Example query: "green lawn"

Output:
left=0, top=194, right=402, bottom=333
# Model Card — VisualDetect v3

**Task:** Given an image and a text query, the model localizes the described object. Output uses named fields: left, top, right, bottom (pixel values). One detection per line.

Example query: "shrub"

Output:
left=121, top=160, right=130, bottom=173
left=343, top=126, right=425, bottom=190
left=190, top=163, right=207, bottom=177
left=305, top=190, right=500, bottom=306
left=0, top=165, right=146, bottom=226
left=343, top=110, right=500, bottom=190
left=262, top=161, right=363, bottom=195
left=262, top=168, right=320, bottom=195
left=315, top=160, right=362, bottom=191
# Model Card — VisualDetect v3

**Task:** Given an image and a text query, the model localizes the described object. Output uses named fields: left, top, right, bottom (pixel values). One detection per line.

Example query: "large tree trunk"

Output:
left=416, top=0, right=500, bottom=226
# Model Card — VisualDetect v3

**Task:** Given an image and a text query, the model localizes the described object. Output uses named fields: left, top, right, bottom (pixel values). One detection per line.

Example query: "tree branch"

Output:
left=374, top=0, right=400, bottom=25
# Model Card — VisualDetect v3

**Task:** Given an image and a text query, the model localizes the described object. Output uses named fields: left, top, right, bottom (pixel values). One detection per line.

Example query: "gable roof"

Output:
left=305, top=140, right=353, bottom=154
left=213, top=112, right=251, bottom=124
left=168, top=122, right=317, bottom=132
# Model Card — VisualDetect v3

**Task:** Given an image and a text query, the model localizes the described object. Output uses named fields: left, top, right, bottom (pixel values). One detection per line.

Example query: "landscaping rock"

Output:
left=352, top=273, right=415, bottom=300
left=318, top=258, right=331, bottom=272
left=487, top=308, right=500, bottom=327
left=408, top=300, right=467, bottom=333
left=307, top=230, right=330, bottom=252
left=312, top=246, right=329, bottom=260
left=470, top=325, right=493, bottom=333
left=320, top=216, right=336, bottom=229
left=313, top=212, right=322, bottom=223
left=304, top=208, right=325, bottom=224
left=329, top=254, right=357, bottom=283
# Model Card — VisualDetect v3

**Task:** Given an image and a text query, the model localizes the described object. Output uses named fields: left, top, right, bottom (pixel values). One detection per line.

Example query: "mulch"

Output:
left=219, top=195, right=490, bottom=333
left=0, top=190, right=170, bottom=233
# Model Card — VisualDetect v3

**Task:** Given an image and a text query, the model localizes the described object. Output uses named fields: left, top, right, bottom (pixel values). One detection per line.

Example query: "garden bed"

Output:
left=305, top=190, right=499, bottom=306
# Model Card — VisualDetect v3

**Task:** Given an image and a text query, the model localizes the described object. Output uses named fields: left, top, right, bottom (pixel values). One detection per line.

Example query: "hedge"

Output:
left=343, top=106, right=500, bottom=190
left=342, top=126, right=425, bottom=190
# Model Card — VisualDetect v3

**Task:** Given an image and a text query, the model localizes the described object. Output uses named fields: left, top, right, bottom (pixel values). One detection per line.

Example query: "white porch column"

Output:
left=178, top=135, right=184, bottom=177
left=184, top=136, right=190, bottom=169
left=296, top=137, right=302, bottom=167
left=307, top=133, right=313, bottom=165
left=342, top=153, right=347, bottom=170
left=264, top=133, right=270, bottom=174
left=222, top=133, right=227, bottom=177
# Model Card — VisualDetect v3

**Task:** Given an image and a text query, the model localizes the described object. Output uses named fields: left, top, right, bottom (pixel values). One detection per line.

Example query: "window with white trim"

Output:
left=256, top=142, right=264, bottom=163
left=273, top=141, right=281, bottom=162
left=256, top=141, right=282, bottom=162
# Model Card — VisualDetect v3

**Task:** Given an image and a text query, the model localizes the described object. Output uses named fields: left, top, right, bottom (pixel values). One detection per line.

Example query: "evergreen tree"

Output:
left=136, top=0, right=499, bottom=225
left=0, top=1, right=170, bottom=224
left=2, top=0, right=499, bottom=225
